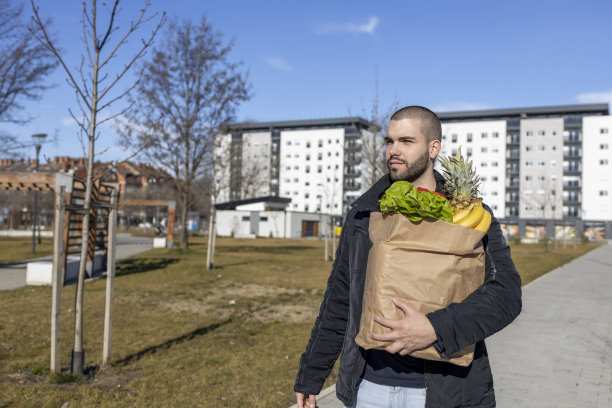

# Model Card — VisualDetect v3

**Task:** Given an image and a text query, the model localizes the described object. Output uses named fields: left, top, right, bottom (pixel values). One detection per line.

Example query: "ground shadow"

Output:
left=115, top=257, right=179, bottom=276
left=114, top=319, right=231, bottom=366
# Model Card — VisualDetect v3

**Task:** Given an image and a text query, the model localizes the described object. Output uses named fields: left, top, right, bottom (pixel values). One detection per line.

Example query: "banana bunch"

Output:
left=452, top=200, right=491, bottom=232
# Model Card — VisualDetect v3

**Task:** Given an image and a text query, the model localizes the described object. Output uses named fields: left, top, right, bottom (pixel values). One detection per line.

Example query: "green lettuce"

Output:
left=379, top=181, right=453, bottom=223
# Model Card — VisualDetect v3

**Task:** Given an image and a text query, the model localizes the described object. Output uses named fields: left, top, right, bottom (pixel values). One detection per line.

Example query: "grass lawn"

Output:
left=0, top=237, right=54, bottom=264
left=0, top=236, right=603, bottom=407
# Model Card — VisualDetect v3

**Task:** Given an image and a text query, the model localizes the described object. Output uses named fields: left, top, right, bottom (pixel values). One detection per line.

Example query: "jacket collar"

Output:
left=351, top=170, right=447, bottom=213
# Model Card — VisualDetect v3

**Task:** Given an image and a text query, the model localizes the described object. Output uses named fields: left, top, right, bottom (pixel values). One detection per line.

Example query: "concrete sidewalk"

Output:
left=0, top=233, right=153, bottom=291
left=309, top=243, right=612, bottom=408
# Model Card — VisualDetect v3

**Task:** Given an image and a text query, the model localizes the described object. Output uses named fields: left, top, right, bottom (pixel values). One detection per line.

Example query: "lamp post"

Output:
left=31, top=133, right=47, bottom=253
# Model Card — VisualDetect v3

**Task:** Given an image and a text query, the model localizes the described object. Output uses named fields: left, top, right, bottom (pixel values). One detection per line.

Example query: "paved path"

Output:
left=0, top=234, right=153, bottom=291
left=309, top=243, right=612, bottom=408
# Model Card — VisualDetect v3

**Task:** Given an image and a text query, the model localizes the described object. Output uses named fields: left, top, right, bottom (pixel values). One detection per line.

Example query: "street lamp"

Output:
left=31, top=133, right=47, bottom=253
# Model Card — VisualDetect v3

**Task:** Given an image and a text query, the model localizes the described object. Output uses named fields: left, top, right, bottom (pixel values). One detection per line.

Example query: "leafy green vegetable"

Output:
left=379, top=181, right=453, bottom=223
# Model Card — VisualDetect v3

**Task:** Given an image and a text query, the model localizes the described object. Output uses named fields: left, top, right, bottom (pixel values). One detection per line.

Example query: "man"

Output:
left=294, top=106, right=522, bottom=408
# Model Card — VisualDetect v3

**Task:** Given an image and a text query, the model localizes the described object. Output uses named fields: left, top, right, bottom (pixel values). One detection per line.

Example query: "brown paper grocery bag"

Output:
left=355, top=212, right=486, bottom=367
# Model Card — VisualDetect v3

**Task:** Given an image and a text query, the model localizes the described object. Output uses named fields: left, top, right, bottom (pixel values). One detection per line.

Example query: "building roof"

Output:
left=437, top=103, right=609, bottom=122
left=215, top=195, right=292, bottom=210
left=222, top=116, right=373, bottom=132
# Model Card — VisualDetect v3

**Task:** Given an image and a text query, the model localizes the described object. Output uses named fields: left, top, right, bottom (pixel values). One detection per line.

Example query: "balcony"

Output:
left=344, top=183, right=362, bottom=191
left=344, top=170, right=362, bottom=178
left=506, top=181, right=520, bottom=189
left=344, top=143, right=361, bottom=152
left=563, top=135, right=581, bottom=144
left=564, top=116, right=582, bottom=129
left=563, top=152, right=581, bottom=160
left=563, top=182, right=581, bottom=190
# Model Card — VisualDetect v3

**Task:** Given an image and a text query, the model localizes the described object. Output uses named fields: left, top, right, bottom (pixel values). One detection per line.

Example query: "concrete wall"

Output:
left=216, top=210, right=331, bottom=238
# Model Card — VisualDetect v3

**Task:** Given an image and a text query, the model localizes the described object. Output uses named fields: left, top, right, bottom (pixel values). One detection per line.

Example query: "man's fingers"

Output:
left=385, top=341, right=406, bottom=354
left=373, top=315, right=398, bottom=329
left=370, top=330, right=398, bottom=342
left=393, top=298, right=415, bottom=316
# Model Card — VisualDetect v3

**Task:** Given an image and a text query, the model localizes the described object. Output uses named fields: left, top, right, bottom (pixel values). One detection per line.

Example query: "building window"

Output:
left=492, top=176, right=498, bottom=181
left=525, top=161, right=533, bottom=166
left=452, top=148, right=457, bottom=156
left=492, top=191, right=498, bottom=196
left=525, top=146, right=532, bottom=152
left=306, top=154, right=310, bottom=161
left=467, top=147, right=472, bottom=156
left=538, top=145, right=545, bottom=151
left=600, top=144, right=609, bottom=150
left=481, top=147, right=488, bottom=153
left=318, top=140, right=323, bottom=147
left=537, top=161, right=545, bottom=167
left=492, top=161, right=498, bottom=167
left=525, top=175, right=532, bottom=181
left=467, top=133, right=472, bottom=142
left=306, top=142, right=311, bottom=148
left=242, top=216, right=250, bottom=221
left=538, top=175, right=545, bottom=181
left=317, top=165, right=322, bottom=173
left=600, top=159, right=609, bottom=165
left=552, top=146, right=557, bottom=151
left=480, top=162, right=488, bottom=167
left=526, top=131, right=533, bottom=137
left=600, top=190, right=609, bottom=196
left=492, top=132, right=499, bottom=138
left=305, top=193, right=309, bottom=199
left=305, top=166, right=310, bottom=173
left=538, top=130, right=545, bottom=136
left=451, top=134, right=457, bottom=143
left=600, top=128, right=609, bottom=134
left=481, top=132, right=488, bottom=139
left=287, top=141, right=292, bottom=146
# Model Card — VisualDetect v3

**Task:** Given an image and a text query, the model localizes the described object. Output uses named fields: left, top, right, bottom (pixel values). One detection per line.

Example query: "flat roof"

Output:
left=223, top=116, right=373, bottom=132
left=437, top=103, right=609, bottom=121
left=215, top=195, right=292, bottom=210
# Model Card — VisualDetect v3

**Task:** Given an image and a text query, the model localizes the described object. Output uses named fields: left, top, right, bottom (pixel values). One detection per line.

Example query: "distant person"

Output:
left=294, top=106, right=522, bottom=408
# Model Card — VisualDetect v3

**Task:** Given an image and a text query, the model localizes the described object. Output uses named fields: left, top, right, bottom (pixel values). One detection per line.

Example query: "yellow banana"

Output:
left=474, top=209, right=492, bottom=232
left=452, top=203, right=475, bottom=224
left=456, top=204, right=485, bottom=228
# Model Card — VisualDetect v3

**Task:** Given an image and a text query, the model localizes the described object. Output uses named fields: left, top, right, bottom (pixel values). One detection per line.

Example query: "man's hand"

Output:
left=295, top=392, right=316, bottom=408
left=371, top=298, right=438, bottom=355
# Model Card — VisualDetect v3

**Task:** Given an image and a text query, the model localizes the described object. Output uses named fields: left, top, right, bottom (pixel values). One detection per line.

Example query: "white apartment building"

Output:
left=215, top=103, right=612, bottom=240
left=582, top=116, right=612, bottom=221
left=438, top=120, right=507, bottom=217
left=216, top=117, right=373, bottom=217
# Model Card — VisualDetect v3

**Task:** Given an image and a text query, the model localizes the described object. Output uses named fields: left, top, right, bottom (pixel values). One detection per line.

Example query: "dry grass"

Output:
left=0, top=236, right=54, bottom=264
left=0, top=236, right=603, bottom=407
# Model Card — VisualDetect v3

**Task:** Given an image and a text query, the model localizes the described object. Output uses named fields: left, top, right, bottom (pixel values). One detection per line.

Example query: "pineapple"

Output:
left=438, top=147, right=491, bottom=232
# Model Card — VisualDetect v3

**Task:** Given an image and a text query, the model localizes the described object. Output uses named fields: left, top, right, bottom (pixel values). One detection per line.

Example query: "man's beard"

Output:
left=387, top=148, right=430, bottom=182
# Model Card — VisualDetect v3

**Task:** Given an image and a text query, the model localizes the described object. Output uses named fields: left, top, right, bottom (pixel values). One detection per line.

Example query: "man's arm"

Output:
left=426, top=204, right=522, bottom=356
left=294, top=212, right=353, bottom=396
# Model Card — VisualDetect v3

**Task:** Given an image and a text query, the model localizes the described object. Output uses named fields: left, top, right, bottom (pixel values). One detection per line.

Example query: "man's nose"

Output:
left=387, top=142, right=400, bottom=157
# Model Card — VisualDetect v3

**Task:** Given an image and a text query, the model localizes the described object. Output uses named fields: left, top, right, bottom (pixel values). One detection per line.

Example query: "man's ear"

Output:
left=429, top=139, right=441, bottom=160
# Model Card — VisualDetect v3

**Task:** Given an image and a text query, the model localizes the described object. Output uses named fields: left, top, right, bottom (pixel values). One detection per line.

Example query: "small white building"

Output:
left=215, top=196, right=334, bottom=239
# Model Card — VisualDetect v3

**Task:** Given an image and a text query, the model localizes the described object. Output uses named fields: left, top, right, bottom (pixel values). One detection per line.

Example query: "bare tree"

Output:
left=356, top=73, right=399, bottom=186
left=30, top=0, right=165, bottom=375
left=0, top=0, right=57, bottom=153
left=119, top=16, right=250, bottom=249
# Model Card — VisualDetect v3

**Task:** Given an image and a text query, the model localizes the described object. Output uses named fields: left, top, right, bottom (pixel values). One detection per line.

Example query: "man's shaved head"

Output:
left=390, top=106, right=442, bottom=143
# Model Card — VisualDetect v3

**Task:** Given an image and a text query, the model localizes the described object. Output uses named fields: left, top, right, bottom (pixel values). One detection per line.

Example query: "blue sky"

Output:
left=5, top=0, right=612, bottom=161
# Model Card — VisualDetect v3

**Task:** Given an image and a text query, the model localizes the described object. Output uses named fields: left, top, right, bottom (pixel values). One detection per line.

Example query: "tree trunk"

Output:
left=180, top=187, right=189, bottom=249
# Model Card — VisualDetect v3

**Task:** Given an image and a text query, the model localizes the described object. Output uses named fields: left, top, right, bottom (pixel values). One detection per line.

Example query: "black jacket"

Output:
left=295, top=173, right=522, bottom=407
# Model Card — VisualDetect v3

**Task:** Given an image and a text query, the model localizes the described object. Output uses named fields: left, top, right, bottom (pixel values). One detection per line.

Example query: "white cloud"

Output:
left=432, top=102, right=491, bottom=112
left=265, top=56, right=292, bottom=71
left=576, top=90, right=612, bottom=104
left=61, top=116, right=76, bottom=126
left=315, top=16, right=379, bottom=36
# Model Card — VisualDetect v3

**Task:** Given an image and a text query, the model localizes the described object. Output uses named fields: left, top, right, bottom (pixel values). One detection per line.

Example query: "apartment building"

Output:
left=438, top=103, right=612, bottom=239
left=216, top=103, right=612, bottom=239
left=216, top=117, right=374, bottom=216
